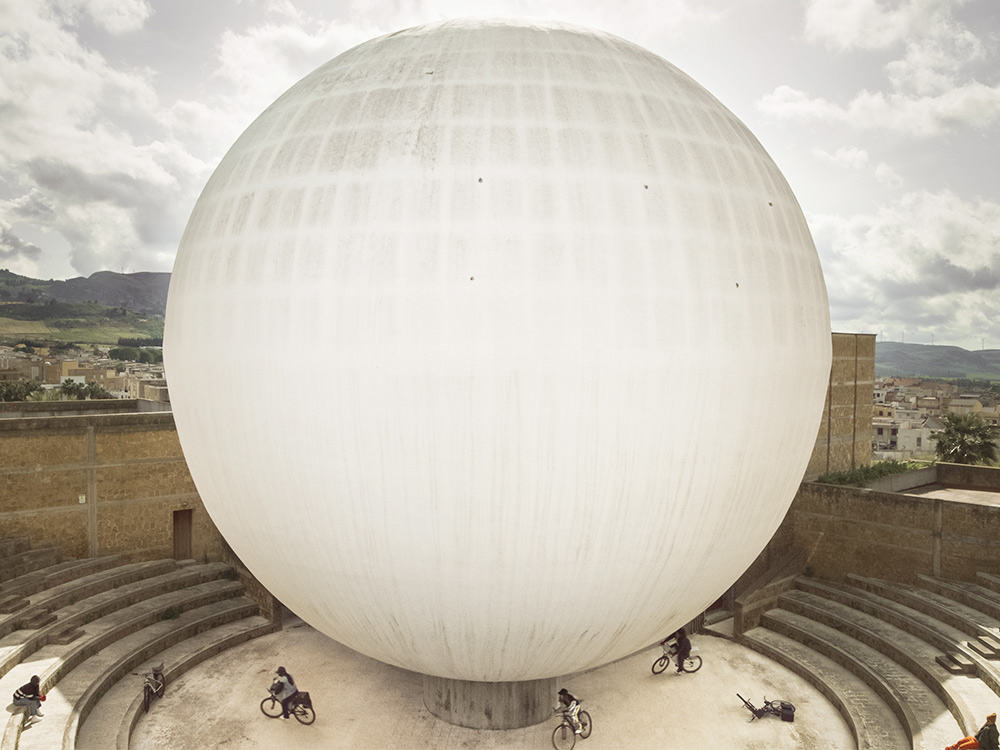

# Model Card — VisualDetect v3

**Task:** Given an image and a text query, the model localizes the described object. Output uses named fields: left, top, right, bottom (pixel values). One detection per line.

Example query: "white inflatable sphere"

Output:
left=164, top=17, right=831, bottom=681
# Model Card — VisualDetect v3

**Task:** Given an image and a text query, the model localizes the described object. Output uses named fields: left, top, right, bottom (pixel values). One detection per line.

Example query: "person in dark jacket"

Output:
left=12, top=675, right=44, bottom=723
left=946, top=712, right=999, bottom=750
left=672, top=628, right=692, bottom=673
left=271, top=666, right=299, bottom=719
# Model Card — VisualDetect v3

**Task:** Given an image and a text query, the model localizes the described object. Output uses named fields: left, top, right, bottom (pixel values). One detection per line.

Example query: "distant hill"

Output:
left=876, top=342, right=1000, bottom=380
left=0, top=270, right=167, bottom=346
left=0, top=269, right=169, bottom=315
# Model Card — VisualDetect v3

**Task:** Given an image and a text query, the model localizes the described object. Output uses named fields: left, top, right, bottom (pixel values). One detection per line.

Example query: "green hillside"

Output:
left=0, top=300, right=163, bottom=346
left=876, top=342, right=1000, bottom=380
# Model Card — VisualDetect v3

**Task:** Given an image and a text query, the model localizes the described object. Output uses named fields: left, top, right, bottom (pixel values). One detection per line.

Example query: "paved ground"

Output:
left=905, top=483, right=1000, bottom=507
left=127, top=615, right=857, bottom=750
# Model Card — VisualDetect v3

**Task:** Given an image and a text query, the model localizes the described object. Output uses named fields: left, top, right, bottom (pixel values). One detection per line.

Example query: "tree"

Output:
left=933, top=413, right=999, bottom=465
left=0, top=380, right=41, bottom=401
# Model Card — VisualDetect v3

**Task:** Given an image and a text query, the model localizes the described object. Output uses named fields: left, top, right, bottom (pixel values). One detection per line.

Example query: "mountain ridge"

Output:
left=876, top=341, right=1000, bottom=380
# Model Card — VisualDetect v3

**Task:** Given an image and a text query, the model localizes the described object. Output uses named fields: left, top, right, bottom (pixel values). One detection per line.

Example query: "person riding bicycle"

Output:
left=270, top=666, right=299, bottom=720
left=671, top=627, right=692, bottom=673
left=555, top=688, right=583, bottom=734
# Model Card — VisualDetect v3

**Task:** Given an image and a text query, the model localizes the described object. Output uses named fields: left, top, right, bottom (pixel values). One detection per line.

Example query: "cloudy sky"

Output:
left=0, top=0, right=998, bottom=350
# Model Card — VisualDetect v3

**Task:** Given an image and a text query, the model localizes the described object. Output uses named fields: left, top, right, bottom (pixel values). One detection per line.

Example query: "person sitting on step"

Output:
left=946, top=712, right=1000, bottom=750
left=12, top=675, right=44, bottom=724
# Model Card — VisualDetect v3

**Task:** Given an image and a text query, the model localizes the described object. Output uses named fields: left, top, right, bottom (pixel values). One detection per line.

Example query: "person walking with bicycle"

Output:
left=271, top=666, right=299, bottom=720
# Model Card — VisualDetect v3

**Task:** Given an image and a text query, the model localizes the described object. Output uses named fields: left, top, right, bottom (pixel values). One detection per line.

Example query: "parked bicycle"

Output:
left=260, top=679, right=315, bottom=725
left=737, top=693, right=795, bottom=722
left=651, top=638, right=702, bottom=674
left=132, top=663, right=165, bottom=713
left=551, top=701, right=592, bottom=750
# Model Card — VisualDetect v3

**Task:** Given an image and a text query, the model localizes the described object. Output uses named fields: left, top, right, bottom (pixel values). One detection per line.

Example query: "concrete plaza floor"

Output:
left=125, top=614, right=857, bottom=750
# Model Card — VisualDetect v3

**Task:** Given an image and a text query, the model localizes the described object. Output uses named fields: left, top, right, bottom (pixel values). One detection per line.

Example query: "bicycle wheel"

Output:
left=154, top=675, right=165, bottom=698
left=765, top=700, right=787, bottom=716
left=260, top=696, right=282, bottom=718
left=552, top=722, right=576, bottom=750
left=651, top=655, right=669, bottom=674
left=683, top=655, right=703, bottom=673
left=143, top=684, right=152, bottom=714
left=578, top=710, right=592, bottom=739
left=294, top=703, right=316, bottom=725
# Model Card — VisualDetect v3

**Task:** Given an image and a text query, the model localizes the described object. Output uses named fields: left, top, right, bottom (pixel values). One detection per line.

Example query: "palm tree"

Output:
left=933, top=412, right=999, bottom=465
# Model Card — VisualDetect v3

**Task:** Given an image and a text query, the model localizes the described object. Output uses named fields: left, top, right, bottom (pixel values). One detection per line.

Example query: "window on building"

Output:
left=877, top=428, right=884, bottom=435
left=916, top=437, right=922, bottom=447
left=891, top=428, right=898, bottom=435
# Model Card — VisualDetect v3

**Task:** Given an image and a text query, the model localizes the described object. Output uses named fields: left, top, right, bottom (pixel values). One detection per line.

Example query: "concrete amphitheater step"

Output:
left=795, top=577, right=990, bottom=679
left=0, top=563, right=237, bottom=680
left=7, top=596, right=259, bottom=750
left=761, top=607, right=961, bottom=750
left=0, top=548, right=62, bottom=585
left=74, top=614, right=279, bottom=750
left=0, top=539, right=31, bottom=560
left=917, top=575, right=1000, bottom=621
left=0, top=557, right=122, bottom=615
left=849, top=574, right=1000, bottom=646
left=742, top=624, right=909, bottom=750
left=0, top=560, right=178, bottom=640
left=0, top=578, right=246, bottom=747
left=778, top=586, right=990, bottom=736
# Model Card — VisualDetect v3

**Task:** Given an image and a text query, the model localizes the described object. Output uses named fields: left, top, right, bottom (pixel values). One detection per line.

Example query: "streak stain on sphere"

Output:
left=164, top=18, right=831, bottom=682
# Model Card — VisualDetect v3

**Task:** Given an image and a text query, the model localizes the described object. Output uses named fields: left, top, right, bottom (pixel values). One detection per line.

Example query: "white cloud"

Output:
left=758, top=82, right=1000, bottom=136
left=874, top=162, right=903, bottom=188
left=886, top=19, right=985, bottom=96
left=803, top=0, right=959, bottom=51
left=812, top=190, right=1000, bottom=348
left=0, top=1, right=209, bottom=277
left=814, top=146, right=870, bottom=170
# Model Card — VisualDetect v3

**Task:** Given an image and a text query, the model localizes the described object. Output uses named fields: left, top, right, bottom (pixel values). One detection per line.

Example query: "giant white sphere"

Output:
left=164, top=17, right=831, bottom=682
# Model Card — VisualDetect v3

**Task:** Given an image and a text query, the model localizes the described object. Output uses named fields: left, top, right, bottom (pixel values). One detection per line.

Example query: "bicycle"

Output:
left=132, top=663, right=165, bottom=713
left=737, top=693, right=795, bottom=722
left=551, top=702, right=592, bottom=750
left=260, top=681, right=316, bottom=725
left=651, top=639, right=702, bottom=674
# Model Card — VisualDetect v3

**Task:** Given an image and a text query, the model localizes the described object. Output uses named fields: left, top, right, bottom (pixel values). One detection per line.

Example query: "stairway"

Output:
left=0, top=537, right=278, bottom=750
left=740, top=573, right=1000, bottom=750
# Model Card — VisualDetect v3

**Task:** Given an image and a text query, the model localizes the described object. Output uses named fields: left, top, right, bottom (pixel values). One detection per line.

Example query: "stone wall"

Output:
left=786, top=466, right=1000, bottom=583
left=0, top=411, right=224, bottom=563
left=804, top=332, right=875, bottom=480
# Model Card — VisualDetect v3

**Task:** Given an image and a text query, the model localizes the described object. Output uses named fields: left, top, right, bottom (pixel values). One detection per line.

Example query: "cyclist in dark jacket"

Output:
left=672, top=628, right=692, bottom=673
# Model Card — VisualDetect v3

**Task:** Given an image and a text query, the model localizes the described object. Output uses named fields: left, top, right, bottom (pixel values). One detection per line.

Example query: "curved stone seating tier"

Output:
left=916, top=575, right=1000, bottom=623
left=742, top=625, right=910, bottom=749
left=77, top=614, right=278, bottom=750
left=0, top=540, right=31, bottom=559
left=0, top=560, right=179, bottom=641
left=0, top=548, right=62, bottom=586
left=777, top=588, right=985, bottom=736
left=795, top=578, right=1000, bottom=689
left=0, top=558, right=122, bottom=616
left=848, top=575, right=1000, bottom=642
left=760, top=608, right=960, bottom=749
left=4, top=596, right=258, bottom=750
left=0, top=567, right=240, bottom=681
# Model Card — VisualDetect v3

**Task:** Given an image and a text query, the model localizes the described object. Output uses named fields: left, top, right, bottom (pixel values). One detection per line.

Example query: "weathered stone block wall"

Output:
left=938, top=463, right=1000, bottom=491
left=805, top=332, right=875, bottom=480
left=0, top=412, right=224, bottom=563
left=785, top=469, right=1000, bottom=584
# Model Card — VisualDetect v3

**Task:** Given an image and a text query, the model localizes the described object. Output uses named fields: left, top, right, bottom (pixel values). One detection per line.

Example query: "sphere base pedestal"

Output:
left=422, top=675, right=556, bottom=729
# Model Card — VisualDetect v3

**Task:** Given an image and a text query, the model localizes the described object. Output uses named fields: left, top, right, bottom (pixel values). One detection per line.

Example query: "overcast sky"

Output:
left=1, top=0, right=998, bottom=350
